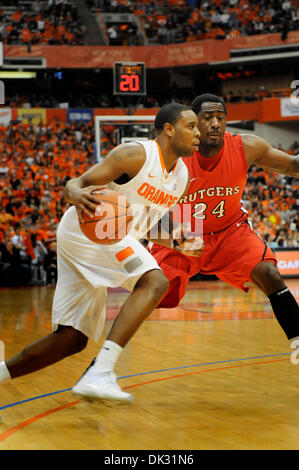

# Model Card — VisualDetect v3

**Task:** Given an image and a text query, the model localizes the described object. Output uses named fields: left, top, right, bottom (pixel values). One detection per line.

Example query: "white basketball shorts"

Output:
left=52, top=206, right=161, bottom=342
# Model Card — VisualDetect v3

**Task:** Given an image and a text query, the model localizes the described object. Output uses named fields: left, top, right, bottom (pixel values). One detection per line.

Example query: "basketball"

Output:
left=79, top=189, right=134, bottom=244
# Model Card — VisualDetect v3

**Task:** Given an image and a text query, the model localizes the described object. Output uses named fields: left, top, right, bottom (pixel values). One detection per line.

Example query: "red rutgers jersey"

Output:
left=149, top=132, right=277, bottom=305
left=176, top=132, right=248, bottom=235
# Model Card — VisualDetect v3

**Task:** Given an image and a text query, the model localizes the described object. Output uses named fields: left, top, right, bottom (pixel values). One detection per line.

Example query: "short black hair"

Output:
left=154, top=103, right=191, bottom=133
left=191, top=94, right=226, bottom=115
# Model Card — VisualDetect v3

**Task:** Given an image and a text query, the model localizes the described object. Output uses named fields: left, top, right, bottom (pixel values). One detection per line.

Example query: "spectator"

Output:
left=264, top=233, right=279, bottom=249
left=287, top=232, right=298, bottom=247
left=43, top=241, right=57, bottom=285
left=0, top=238, right=31, bottom=286
left=275, top=229, right=288, bottom=247
left=10, top=222, right=35, bottom=266
left=31, top=233, right=48, bottom=285
left=157, top=24, right=168, bottom=44
left=107, top=24, right=119, bottom=45
left=0, top=202, right=14, bottom=234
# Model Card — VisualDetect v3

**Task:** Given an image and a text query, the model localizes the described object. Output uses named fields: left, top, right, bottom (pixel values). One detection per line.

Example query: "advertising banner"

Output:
left=280, top=98, right=299, bottom=117
left=4, top=31, right=299, bottom=68
left=0, top=108, right=11, bottom=125
left=67, top=108, right=93, bottom=122
left=4, top=43, right=229, bottom=68
left=16, top=108, right=46, bottom=124
left=275, top=249, right=299, bottom=278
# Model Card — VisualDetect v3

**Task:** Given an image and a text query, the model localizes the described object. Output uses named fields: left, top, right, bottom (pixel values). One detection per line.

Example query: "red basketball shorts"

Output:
left=150, top=219, right=277, bottom=308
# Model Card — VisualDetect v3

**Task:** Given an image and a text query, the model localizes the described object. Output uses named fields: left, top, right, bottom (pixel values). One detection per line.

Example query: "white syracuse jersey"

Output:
left=108, top=139, right=189, bottom=240
left=52, top=139, right=188, bottom=342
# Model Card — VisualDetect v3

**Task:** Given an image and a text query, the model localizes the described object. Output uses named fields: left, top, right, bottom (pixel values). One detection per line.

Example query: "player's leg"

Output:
left=0, top=326, right=88, bottom=383
left=149, top=243, right=193, bottom=308
left=71, top=236, right=173, bottom=404
left=250, top=260, right=285, bottom=295
left=106, top=268, right=169, bottom=347
left=72, top=268, right=169, bottom=403
left=205, top=222, right=299, bottom=343
left=251, top=261, right=299, bottom=341
left=0, top=244, right=107, bottom=384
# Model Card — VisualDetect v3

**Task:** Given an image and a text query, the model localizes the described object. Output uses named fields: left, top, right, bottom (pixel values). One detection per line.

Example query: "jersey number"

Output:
left=193, top=200, right=225, bottom=219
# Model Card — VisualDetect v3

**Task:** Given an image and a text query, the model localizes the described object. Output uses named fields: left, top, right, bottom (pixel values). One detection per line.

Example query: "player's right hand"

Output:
left=175, top=237, right=205, bottom=257
left=172, top=223, right=204, bottom=257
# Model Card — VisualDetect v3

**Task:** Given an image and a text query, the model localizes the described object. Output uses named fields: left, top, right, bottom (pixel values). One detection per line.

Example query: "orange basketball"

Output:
left=79, top=189, right=134, bottom=244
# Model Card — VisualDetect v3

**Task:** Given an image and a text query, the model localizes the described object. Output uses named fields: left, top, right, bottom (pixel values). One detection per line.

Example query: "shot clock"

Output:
left=113, top=62, right=146, bottom=96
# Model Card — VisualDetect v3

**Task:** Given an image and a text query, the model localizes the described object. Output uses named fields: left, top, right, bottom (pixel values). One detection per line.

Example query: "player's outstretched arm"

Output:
left=64, top=143, right=146, bottom=222
left=146, top=215, right=204, bottom=256
left=242, top=134, right=299, bottom=177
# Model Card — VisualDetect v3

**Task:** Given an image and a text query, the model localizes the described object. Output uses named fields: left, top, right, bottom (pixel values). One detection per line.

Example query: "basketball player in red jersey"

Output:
left=150, top=94, right=299, bottom=344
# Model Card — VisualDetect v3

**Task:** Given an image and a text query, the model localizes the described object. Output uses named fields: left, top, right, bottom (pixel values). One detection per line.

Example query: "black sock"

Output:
left=268, top=287, right=299, bottom=340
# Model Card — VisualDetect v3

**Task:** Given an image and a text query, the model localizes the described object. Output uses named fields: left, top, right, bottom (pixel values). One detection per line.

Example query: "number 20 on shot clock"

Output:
left=113, top=62, right=146, bottom=95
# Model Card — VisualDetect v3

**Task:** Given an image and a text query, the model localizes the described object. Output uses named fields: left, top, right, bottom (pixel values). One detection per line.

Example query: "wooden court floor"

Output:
left=0, top=279, right=299, bottom=450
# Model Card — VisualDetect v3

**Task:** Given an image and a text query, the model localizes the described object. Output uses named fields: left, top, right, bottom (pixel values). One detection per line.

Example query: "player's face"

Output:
left=172, top=110, right=200, bottom=157
left=197, top=102, right=226, bottom=148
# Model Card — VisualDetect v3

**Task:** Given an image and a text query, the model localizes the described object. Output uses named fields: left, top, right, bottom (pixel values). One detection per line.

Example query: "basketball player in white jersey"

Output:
left=0, top=103, right=201, bottom=403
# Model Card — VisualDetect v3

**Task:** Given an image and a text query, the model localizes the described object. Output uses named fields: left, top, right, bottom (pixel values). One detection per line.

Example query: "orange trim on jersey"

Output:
left=171, top=160, right=178, bottom=173
left=116, top=246, right=135, bottom=262
left=155, top=139, right=178, bottom=174
left=155, top=140, right=166, bottom=173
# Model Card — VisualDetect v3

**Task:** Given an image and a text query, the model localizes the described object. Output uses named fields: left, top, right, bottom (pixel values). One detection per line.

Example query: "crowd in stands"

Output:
left=1, top=85, right=276, bottom=110
left=0, top=0, right=298, bottom=47
left=2, top=90, right=162, bottom=109
left=223, top=88, right=271, bottom=104
left=0, top=0, right=86, bottom=46
left=244, top=140, right=299, bottom=249
left=0, top=118, right=95, bottom=286
left=90, top=0, right=299, bottom=46
left=0, top=117, right=297, bottom=287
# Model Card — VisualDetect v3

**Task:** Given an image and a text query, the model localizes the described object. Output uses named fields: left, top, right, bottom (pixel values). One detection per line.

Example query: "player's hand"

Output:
left=175, top=237, right=204, bottom=257
left=73, top=185, right=106, bottom=223
left=172, top=223, right=204, bottom=257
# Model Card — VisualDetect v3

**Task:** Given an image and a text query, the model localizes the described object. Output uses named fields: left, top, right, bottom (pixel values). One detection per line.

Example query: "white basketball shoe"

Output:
left=72, top=359, right=134, bottom=403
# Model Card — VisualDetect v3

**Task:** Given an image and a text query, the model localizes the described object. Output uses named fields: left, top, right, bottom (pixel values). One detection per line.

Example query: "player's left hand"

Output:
left=74, top=185, right=106, bottom=223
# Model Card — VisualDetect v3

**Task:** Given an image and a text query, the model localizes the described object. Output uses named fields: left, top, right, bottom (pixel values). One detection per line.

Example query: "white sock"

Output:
left=0, top=362, right=11, bottom=384
left=95, top=340, right=123, bottom=372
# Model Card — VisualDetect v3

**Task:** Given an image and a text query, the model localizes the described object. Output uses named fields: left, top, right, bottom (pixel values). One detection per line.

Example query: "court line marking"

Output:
left=0, top=356, right=291, bottom=443
left=0, top=352, right=291, bottom=411
left=148, top=316, right=275, bottom=322
left=124, top=357, right=290, bottom=390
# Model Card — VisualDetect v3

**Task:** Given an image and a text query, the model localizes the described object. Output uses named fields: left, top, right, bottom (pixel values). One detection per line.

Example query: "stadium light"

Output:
left=0, top=71, right=36, bottom=78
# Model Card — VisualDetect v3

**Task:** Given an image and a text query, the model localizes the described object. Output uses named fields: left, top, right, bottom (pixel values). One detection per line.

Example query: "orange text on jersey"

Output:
left=137, top=182, right=178, bottom=207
